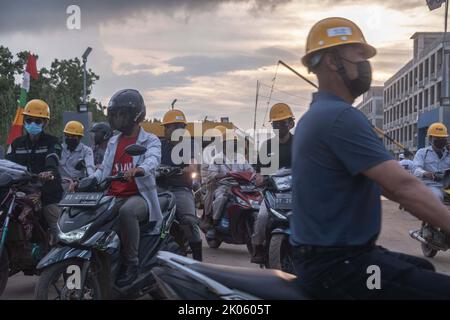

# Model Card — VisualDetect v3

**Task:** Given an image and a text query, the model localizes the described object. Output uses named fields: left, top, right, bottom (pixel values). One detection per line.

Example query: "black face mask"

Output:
left=65, top=137, right=79, bottom=151
left=433, top=138, right=447, bottom=150
left=335, top=54, right=372, bottom=99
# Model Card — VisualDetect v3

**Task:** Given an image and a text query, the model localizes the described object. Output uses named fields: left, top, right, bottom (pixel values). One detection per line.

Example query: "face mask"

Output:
left=336, top=54, right=372, bottom=99
left=24, top=122, right=43, bottom=136
left=65, top=137, right=79, bottom=151
left=433, top=138, right=447, bottom=150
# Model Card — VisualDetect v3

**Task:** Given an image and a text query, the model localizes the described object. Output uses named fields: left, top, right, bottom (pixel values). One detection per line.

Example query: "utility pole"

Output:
left=253, top=80, right=260, bottom=132
left=79, top=47, right=92, bottom=112
left=442, top=0, right=450, bottom=106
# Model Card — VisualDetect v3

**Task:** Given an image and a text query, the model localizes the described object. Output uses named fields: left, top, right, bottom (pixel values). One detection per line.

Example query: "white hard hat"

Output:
left=399, top=153, right=405, bottom=160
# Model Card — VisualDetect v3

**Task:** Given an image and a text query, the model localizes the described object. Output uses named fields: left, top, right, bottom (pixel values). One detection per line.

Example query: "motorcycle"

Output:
left=151, top=251, right=310, bottom=300
left=260, top=168, right=294, bottom=274
left=0, top=160, right=51, bottom=296
left=201, top=171, right=262, bottom=253
left=409, top=169, right=450, bottom=258
left=34, top=145, right=180, bottom=300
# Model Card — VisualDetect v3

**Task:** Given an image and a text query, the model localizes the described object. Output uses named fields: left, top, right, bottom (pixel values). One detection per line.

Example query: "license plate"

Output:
left=274, top=193, right=292, bottom=210
left=59, top=192, right=103, bottom=207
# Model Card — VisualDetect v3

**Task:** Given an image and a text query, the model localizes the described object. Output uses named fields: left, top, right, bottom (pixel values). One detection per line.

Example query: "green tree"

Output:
left=0, top=46, right=106, bottom=146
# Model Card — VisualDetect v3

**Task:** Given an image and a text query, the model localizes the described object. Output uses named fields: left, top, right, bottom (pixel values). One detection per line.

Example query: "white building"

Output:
left=356, top=86, right=384, bottom=130
left=383, top=32, right=450, bottom=155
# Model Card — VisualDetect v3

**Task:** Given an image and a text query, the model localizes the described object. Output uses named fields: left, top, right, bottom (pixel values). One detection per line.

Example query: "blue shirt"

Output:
left=290, top=91, right=393, bottom=247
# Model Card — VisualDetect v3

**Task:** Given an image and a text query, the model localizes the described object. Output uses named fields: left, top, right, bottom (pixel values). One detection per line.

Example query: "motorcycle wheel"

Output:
left=421, top=243, right=438, bottom=258
left=0, top=250, right=9, bottom=296
left=206, top=238, right=222, bottom=249
left=34, top=259, right=102, bottom=300
left=268, top=234, right=295, bottom=274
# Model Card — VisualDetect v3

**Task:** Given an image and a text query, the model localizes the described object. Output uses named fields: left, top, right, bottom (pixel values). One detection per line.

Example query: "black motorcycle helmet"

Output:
left=90, top=122, right=113, bottom=146
left=107, top=89, right=146, bottom=135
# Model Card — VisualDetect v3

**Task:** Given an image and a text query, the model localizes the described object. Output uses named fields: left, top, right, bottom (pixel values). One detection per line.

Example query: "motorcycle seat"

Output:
left=190, top=262, right=311, bottom=300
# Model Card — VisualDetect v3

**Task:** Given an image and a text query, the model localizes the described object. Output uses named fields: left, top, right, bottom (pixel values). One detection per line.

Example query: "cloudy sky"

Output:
left=0, top=0, right=446, bottom=130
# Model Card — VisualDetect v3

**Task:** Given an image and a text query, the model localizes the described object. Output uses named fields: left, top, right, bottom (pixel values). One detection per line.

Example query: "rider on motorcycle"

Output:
left=6, top=99, right=63, bottom=245
left=201, top=125, right=228, bottom=229
left=59, top=121, right=95, bottom=186
left=89, top=89, right=162, bottom=287
left=90, top=122, right=114, bottom=167
left=413, top=122, right=450, bottom=202
left=250, top=103, right=295, bottom=264
left=205, top=129, right=254, bottom=238
left=160, top=109, right=203, bottom=261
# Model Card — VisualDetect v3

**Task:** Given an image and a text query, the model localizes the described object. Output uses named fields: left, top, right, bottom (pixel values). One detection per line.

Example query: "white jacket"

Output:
left=93, top=128, right=162, bottom=222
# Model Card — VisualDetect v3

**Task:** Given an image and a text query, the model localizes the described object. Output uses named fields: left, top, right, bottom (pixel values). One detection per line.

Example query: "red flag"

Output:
left=7, top=53, right=38, bottom=145
left=26, top=54, right=39, bottom=80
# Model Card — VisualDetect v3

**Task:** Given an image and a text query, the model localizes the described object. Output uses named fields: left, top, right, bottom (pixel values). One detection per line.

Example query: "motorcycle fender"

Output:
left=36, top=246, right=91, bottom=270
left=271, top=227, right=291, bottom=236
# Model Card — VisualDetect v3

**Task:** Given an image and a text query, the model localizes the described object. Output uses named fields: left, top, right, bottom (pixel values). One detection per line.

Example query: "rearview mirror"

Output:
left=124, top=144, right=147, bottom=156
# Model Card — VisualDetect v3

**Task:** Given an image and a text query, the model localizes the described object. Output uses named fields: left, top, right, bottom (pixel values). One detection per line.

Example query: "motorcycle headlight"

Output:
left=58, top=223, right=92, bottom=243
left=272, top=175, right=292, bottom=191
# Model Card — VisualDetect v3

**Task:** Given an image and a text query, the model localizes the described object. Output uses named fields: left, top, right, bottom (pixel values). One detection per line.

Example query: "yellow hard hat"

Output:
left=301, top=17, right=377, bottom=68
left=64, top=121, right=84, bottom=137
left=22, top=99, right=50, bottom=119
left=162, top=109, right=187, bottom=125
left=427, top=123, right=449, bottom=138
left=269, top=103, right=294, bottom=122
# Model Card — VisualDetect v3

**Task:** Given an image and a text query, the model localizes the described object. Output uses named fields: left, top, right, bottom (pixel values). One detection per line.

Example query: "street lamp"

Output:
left=79, top=47, right=92, bottom=112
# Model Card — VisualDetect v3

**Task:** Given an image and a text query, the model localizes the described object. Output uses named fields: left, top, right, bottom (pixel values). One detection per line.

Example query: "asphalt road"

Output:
left=2, top=199, right=450, bottom=300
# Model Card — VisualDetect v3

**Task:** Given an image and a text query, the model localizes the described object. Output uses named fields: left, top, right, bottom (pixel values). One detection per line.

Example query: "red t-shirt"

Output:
left=109, top=135, right=139, bottom=197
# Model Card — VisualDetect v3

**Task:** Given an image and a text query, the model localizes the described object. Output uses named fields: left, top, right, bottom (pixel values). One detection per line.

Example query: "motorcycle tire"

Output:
left=206, top=238, right=222, bottom=249
left=421, top=243, right=438, bottom=258
left=34, top=259, right=102, bottom=300
left=268, top=234, right=295, bottom=274
left=0, top=250, right=9, bottom=296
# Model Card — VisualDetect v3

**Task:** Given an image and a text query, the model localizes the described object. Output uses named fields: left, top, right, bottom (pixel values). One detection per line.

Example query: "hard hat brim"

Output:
left=302, top=42, right=377, bottom=67
left=63, top=130, right=84, bottom=137
left=270, top=115, right=295, bottom=122
left=22, top=111, right=50, bottom=119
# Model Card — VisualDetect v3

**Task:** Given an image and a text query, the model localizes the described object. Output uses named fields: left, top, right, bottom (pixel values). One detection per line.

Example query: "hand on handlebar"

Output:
left=123, top=167, right=145, bottom=181
left=38, top=171, right=54, bottom=182
left=254, top=173, right=265, bottom=187
left=68, top=180, right=78, bottom=193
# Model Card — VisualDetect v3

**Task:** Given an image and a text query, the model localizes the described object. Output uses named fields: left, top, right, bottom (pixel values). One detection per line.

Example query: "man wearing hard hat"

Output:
left=6, top=99, right=63, bottom=245
left=291, top=17, right=450, bottom=299
left=205, top=129, right=254, bottom=239
left=250, top=103, right=294, bottom=264
left=201, top=125, right=228, bottom=227
left=160, top=109, right=203, bottom=261
left=60, top=121, right=95, bottom=186
left=413, top=123, right=450, bottom=201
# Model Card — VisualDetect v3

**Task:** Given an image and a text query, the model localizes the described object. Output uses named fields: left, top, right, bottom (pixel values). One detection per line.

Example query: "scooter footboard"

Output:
left=36, top=246, right=91, bottom=270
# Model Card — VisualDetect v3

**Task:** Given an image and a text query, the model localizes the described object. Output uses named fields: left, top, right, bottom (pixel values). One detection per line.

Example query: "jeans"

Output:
left=115, top=196, right=148, bottom=265
left=42, top=204, right=60, bottom=245
left=292, top=244, right=450, bottom=299
left=251, top=201, right=269, bottom=246
left=212, top=185, right=230, bottom=221
left=171, top=187, right=202, bottom=244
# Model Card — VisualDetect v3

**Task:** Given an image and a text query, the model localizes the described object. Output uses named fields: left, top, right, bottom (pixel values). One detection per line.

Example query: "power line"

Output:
left=258, top=82, right=312, bottom=102
left=257, top=94, right=308, bottom=110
